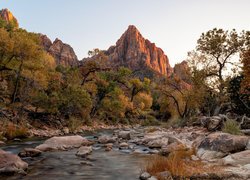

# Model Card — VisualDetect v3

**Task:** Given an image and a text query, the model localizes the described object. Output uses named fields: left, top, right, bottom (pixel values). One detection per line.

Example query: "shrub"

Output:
left=67, top=117, right=82, bottom=133
left=222, top=119, right=242, bottom=135
left=141, top=115, right=160, bottom=126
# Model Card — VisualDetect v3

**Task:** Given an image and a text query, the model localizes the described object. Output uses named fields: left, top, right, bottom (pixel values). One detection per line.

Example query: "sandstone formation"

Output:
left=35, top=135, right=90, bottom=151
left=40, top=35, right=79, bottom=67
left=0, top=149, right=28, bottom=174
left=0, top=9, right=19, bottom=28
left=106, top=25, right=173, bottom=77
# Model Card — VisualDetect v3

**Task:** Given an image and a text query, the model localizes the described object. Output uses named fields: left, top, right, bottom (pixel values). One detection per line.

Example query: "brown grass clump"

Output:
left=145, top=147, right=219, bottom=179
left=2, top=122, right=29, bottom=140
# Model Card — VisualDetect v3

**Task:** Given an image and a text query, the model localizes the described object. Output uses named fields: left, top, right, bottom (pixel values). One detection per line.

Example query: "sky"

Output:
left=1, top=0, right=250, bottom=66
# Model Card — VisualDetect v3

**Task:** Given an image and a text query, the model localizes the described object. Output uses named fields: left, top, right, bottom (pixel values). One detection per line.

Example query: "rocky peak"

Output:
left=0, top=8, right=19, bottom=28
left=107, top=25, right=173, bottom=77
left=40, top=35, right=78, bottom=67
left=174, top=60, right=192, bottom=84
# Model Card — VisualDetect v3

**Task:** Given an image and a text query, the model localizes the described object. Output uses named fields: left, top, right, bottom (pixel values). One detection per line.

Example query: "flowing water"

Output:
left=1, top=131, right=150, bottom=180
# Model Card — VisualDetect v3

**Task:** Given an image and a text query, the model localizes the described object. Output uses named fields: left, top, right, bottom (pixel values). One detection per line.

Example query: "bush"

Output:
left=222, top=119, right=242, bottom=135
left=67, top=117, right=82, bottom=133
left=141, top=115, right=160, bottom=126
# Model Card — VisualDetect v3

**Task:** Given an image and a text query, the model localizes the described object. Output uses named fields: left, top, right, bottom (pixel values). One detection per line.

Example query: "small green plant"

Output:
left=141, top=115, right=160, bottom=126
left=222, top=119, right=242, bottom=135
left=67, top=117, right=82, bottom=133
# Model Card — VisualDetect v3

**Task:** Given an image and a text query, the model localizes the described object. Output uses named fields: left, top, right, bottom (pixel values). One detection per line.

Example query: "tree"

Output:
left=241, top=49, right=250, bottom=94
left=129, top=78, right=150, bottom=102
left=193, top=28, right=244, bottom=97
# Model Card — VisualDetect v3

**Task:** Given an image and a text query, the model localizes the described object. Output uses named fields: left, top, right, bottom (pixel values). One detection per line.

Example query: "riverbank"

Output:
left=1, top=126, right=250, bottom=179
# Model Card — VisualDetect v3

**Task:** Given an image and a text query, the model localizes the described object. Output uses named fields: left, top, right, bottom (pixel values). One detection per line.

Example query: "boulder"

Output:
left=140, top=171, right=151, bottom=180
left=201, top=116, right=223, bottom=131
left=119, top=142, right=129, bottom=148
left=80, top=160, right=94, bottom=166
left=222, top=150, right=250, bottom=166
left=160, top=142, right=185, bottom=156
left=0, top=149, right=28, bottom=175
left=76, top=146, right=92, bottom=158
left=197, top=148, right=227, bottom=160
left=198, top=132, right=249, bottom=153
left=18, top=148, right=42, bottom=157
left=36, top=135, right=90, bottom=151
left=118, top=131, right=131, bottom=140
left=0, top=141, right=5, bottom=146
left=98, top=135, right=116, bottom=144
left=147, top=137, right=169, bottom=148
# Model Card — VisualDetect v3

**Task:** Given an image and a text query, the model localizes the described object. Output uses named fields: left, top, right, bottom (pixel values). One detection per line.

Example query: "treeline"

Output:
left=0, top=19, right=249, bottom=131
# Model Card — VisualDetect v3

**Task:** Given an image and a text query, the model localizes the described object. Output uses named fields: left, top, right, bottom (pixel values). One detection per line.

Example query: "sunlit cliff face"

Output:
left=0, top=8, right=19, bottom=28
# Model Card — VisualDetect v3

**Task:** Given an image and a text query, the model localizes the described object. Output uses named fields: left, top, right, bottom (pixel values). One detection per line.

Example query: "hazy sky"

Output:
left=1, top=0, right=250, bottom=66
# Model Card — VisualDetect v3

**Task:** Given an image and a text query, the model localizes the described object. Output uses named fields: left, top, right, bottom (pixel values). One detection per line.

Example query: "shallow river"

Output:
left=1, top=131, right=149, bottom=180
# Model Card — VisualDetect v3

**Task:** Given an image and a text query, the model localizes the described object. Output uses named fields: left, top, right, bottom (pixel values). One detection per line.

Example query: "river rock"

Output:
left=147, top=137, right=169, bottom=148
left=119, top=142, right=129, bottom=148
left=197, top=148, right=227, bottom=160
left=118, top=131, right=131, bottom=140
left=198, top=132, right=249, bottom=153
left=222, top=150, right=250, bottom=166
left=98, top=135, right=116, bottom=144
left=160, top=142, right=185, bottom=156
left=148, top=176, right=158, bottom=180
left=200, top=116, right=224, bottom=131
left=36, top=135, right=90, bottom=151
left=18, top=148, right=42, bottom=157
left=0, top=149, right=28, bottom=175
left=76, top=146, right=92, bottom=158
left=0, top=141, right=5, bottom=146
left=80, top=160, right=94, bottom=166
left=62, top=127, right=69, bottom=134
left=140, top=171, right=151, bottom=180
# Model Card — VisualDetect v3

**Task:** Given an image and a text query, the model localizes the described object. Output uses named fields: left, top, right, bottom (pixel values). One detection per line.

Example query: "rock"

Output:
left=0, top=141, right=5, bottom=146
left=0, top=9, right=19, bottom=28
left=76, top=146, right=92, bottom=158
left=198, top=132, right=249, bottom=153
left=140, top=171, right=151, bottom=180
left=98, top=135, right=116, bottom=144
left=148, top=176, right=158, bottom=180
left=107, top=25, right=173, bottom=78
left=197, top=148, right=227, bottom=160
left=36, top=135, right=90, bottom=151
left=40, top=35, right=78, bottom=67
left=147, top=137, right=169, bottom=148
left=18, top=148, right=42, bottom=157
left=157, top=171, right=172, bottom=179
left=105, top=143, right=113, bottom=148
left=62, top=127, right=69, bottom=134
left=160, top=142, right=186, bottom=156
left=118, top=131, right=131, bottom=140
left=201, top=116, right=223, bottom=131
left=119, top=142, right=129, bottom=148
left=222, top=150, right=250, bottom=166
left=80, top=161, right=94, bottom=166
left=0, top=149, right=28, bottom=175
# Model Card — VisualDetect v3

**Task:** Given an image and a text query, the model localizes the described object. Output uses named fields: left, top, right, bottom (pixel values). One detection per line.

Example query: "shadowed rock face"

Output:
left=40, top=35, right=79, bottom=67
left=0, top=8, right=19, bottom=28
left=107, top=25, right=173, bottom=77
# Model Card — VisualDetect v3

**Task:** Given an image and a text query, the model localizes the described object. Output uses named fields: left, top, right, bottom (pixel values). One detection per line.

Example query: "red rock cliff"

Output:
left=0, top=8, right=19, bottom=28
left=107, top=25, right=173, bottom=76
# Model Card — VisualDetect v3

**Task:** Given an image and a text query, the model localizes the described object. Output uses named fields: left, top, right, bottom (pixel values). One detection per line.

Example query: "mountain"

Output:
left=0, top=8, right=19, bottom=28
left=40, top=35, right=79, bottom=67
left=106, top=25, right=173, bottom=77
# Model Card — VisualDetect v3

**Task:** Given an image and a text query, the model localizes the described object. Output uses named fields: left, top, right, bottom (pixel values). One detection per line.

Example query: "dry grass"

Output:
left=145, top=147, right=219, bottom=179
left=2, top=122, right=29, bottom=140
